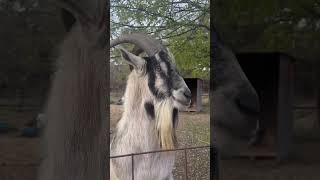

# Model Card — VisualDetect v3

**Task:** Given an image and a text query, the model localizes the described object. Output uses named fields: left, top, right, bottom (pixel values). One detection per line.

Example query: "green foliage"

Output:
left=169, top=29, right=209, bottom=79
left=0, top=2, right=65, bottom=92
left=214, top=0, right=320, bottom=62
left=111, top=0, right=210, bottom=80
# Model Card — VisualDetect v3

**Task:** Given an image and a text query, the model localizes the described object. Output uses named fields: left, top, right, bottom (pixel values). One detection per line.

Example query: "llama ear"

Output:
left=119, top=47, right=146, bottom=70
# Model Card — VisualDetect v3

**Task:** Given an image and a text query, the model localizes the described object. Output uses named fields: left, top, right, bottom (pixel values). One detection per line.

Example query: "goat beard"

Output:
left=155, top=98, right=177, bottom=150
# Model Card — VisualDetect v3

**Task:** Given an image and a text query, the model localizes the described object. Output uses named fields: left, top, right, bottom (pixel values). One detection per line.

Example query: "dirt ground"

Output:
left=0, top=109, right=41, bottom=180
left=219, top=140, right=320, bottom=180
left=0, top=104, right=210, bottom=180
left=1, top=104, right=320, bottom=180
left=219, top=110, right=320, bottom=180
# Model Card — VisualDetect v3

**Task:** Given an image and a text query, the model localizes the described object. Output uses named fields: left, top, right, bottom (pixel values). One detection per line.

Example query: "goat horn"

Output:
left=110, top=33, right=163, bottom=57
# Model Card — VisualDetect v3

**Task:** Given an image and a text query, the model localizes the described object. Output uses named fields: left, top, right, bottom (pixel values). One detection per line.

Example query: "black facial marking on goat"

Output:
left=172, top=108, right=178, bottom=127
left=144, top=102, right=155, bottom=120
left=158, top=51, right=170, bottom=62
left=146, top=57, right=163, bottom=99
left=145, top=53, right=174, bottom=99
left=159, top=51, right=172, bottom=75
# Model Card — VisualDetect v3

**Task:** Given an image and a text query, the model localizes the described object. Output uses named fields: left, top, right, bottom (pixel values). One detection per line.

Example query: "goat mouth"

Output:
left=172, top=96, right=191, bottom=107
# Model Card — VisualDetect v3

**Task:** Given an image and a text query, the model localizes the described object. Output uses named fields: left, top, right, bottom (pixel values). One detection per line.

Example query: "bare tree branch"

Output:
left=111, top=21, right=167, bottom=29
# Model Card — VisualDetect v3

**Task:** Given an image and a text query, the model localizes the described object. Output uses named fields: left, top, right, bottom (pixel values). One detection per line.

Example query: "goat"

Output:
left=211, top=28, right=262, bottom=158
left=110, top=33, right=192, bottom=180
left=37, top=0, right=108, bottom=179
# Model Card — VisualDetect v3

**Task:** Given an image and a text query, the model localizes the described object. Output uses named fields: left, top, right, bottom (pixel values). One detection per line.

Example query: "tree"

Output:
left=0, top=0, right=65, bottom=97
left=110, top=0, right=210, bottom=80
left=213, top=0, right=320, bottom=62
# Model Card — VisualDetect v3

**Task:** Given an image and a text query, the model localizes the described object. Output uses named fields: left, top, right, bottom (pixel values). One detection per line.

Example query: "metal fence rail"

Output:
left=110, top=145, right=211, bottom=180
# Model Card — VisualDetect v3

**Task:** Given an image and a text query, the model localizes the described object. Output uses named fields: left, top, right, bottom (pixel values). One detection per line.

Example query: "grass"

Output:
left=184, top=118, right=210, bottom=145
left=201, top=95, right=210, bottom=113
left=174, top=111, right=210, bottom=180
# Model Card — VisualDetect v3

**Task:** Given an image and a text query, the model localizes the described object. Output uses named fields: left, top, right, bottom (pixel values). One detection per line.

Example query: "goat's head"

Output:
left=111, top=33, right=192, bottom=110
left=111, top=34, right=191, bottom=149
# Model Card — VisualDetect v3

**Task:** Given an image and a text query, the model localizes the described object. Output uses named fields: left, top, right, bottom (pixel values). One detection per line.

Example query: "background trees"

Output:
left=110, top=0, right=210, bottom=87
left=214, top=0, right=320, bottom=105
left=0, top=0, right=64, bottom=105
left=2, top=0, right=319, bottom=101
left=214, top=0, right=320, bottom=62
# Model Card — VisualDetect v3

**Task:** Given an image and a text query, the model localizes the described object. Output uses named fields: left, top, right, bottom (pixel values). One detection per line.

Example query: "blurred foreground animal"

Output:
left=211, top=28, right=263, bottom=158
left=37, top=0, right=107, bottom=179
left=110, top=33, right=192, bottom=180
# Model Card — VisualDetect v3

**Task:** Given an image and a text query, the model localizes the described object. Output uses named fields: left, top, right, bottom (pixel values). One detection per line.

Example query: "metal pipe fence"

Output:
left=110, top=145, right=211, bottom=180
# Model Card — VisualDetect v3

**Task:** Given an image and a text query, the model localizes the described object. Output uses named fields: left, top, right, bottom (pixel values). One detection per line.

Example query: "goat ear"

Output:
left=56, top=0, right=106, bottom=37
left=119, top=47, right=145, bottom=70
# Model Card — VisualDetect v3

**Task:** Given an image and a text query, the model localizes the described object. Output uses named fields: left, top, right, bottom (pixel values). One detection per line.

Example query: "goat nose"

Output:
left=184, top=89, right=192, bottom=99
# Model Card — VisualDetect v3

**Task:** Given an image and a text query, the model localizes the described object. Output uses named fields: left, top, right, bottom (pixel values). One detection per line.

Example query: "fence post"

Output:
left=211, top=145, right=219, bottom=180
left=131, top=154, right=134, bottom=180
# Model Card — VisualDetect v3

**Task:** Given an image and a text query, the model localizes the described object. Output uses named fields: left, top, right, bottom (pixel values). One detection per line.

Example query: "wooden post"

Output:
left=317, top=63, right=320, bottom=128
left=277, top=55, right=294, bottom=161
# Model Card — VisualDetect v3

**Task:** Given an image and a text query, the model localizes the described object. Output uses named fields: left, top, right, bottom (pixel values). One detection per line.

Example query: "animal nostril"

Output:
left=184, top=90, right=192, bottom=99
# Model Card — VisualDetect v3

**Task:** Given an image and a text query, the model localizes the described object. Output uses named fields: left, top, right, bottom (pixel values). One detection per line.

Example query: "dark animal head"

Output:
left=58, top=0, right=107, bottom=49
left=212, top=29, right=261, bottom=158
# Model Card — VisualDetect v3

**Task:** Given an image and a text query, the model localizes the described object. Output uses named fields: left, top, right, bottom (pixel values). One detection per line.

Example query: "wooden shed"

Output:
left=235, top=52, right=295, bottom=161
left=184, top=78, right=203, bottom=112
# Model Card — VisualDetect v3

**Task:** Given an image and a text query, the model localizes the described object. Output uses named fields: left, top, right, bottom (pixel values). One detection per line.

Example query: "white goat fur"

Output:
left=110, top=60, right=178, bottom=180
left=38, top=25, right=107, bottom=180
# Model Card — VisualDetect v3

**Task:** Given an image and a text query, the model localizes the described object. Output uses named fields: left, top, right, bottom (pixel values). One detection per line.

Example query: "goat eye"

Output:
left=156, top=65, right=161, bottom=72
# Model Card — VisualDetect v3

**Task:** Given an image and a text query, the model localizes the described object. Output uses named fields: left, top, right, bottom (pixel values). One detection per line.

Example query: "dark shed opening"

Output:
left=184, top=78, right=203, bottom=112
left=235, top=52, right=295, bottom=161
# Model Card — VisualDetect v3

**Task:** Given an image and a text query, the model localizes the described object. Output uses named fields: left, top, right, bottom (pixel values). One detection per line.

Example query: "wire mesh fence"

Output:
left=110, top=145, right=212, bottom=180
